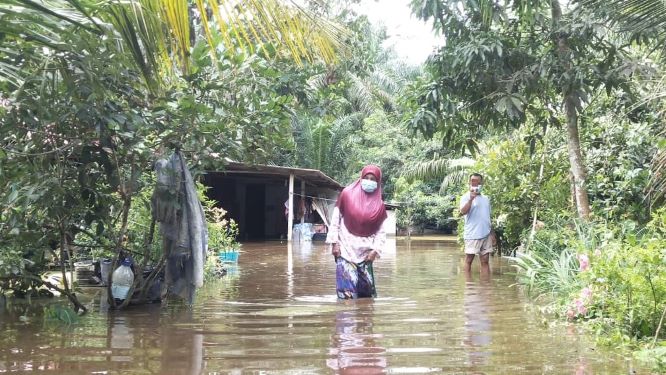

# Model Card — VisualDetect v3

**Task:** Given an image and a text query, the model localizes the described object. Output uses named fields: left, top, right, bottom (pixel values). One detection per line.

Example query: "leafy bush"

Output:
left=510, top=245, right=581, bottom=298
left=579, top=211, right=666, bottom=340
left=584, top=117, right=656, bottom=223
left=512, top=211, right=666, bottom=348
left=470, top=135, right=570, bottom=249
left=201, top=185, right=240, bottom=281
left=393, top=177, right=456, bottom=233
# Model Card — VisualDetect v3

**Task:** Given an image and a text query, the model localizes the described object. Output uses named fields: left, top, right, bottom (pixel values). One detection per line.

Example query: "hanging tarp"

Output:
left=152, top=151, right=208, bottom=304
left=310, top=196, right=336, bottom=228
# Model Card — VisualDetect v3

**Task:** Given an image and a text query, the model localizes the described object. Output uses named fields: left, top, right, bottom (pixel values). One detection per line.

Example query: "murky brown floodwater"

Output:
left=0, top=238, right=645, bottom=374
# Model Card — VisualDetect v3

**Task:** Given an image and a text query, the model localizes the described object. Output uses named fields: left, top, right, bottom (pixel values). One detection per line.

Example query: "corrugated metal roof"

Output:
left=213, top=162, right=344, bottom=190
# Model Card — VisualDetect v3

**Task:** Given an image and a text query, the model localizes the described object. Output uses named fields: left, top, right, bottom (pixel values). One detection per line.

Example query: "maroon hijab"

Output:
left=337, top=165, right=388, bottom=237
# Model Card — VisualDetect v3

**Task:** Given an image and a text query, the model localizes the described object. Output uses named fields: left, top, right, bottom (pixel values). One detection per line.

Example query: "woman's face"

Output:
left=363, top=173, right=377, bottom=182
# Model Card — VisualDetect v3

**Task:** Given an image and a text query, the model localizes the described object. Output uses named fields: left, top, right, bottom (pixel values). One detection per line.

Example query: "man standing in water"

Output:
left=459, top=173, right=493, bottom=276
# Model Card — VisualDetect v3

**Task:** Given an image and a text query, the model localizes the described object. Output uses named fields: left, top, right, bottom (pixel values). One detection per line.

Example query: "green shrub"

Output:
left=470, top=135, right=570, bottom=250
left=510, top=245, right=581, bottom=299
left=581, top=216, right=666, bottom=339
left=201, top=185, right=240, bottom=281
left=394, top=177, right=456, bottom=233
left=513, top=210, right=666, bottom=343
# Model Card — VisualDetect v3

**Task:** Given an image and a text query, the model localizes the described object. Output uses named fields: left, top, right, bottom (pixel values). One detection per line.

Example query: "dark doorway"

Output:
left=245, top=184, right=266, bottom=240
left=202, top=174, right=239, bottom=225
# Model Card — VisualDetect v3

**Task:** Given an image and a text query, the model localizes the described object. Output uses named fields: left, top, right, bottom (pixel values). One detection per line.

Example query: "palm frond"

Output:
left=371, top=87, right=396, bottom=112
left=346, top=72, right=376, bottom=114
left=402, top=157, right=475, bottom=181
left=1, top=0, right=346, bottom=90
left=305, top=71, right=331, bottom=101
left=438, top=169, right=470, bottom=192
left=647, top=146, right=666, bottom=206
left=331, top=112, right=364, bottom=133
left=10, top=0, right=100, bottom=33
left=370, top=69, right=400, bottom=94
left=107, top=3, right=161, bottom=90
left=578, top=0, right=666, bottom=40
left=0, top=0, right=96, bottom=85
left=207, top=0, right=347, bottom=66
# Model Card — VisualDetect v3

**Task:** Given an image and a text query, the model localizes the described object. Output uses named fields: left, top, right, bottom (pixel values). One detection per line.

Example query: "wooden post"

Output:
left=287, top=174, right=294, bottom=241
left=298, top=180, right=305, bottom=242
left=300, top=180, right=305, bottom=226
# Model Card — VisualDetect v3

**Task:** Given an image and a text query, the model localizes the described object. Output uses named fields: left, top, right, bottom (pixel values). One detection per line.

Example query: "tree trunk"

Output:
left=552, top=0, right=591, bottom=219
left=565, top=96, right=591, bottom=219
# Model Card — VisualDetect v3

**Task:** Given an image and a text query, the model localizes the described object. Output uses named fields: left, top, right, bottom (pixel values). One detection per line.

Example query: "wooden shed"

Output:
left=202, top=163, right=343, bottom=241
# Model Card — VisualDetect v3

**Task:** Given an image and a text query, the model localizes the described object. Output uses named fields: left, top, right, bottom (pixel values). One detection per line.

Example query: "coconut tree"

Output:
left=0, top=0, right=346, bottom=90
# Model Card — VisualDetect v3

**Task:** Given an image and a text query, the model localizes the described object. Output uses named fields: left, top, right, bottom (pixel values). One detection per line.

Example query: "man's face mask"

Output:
left=361, top=179, right=378, bottom=193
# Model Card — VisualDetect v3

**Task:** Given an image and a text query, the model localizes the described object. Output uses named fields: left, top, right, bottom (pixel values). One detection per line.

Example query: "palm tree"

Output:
left=0, top=0, right=346, bottom=90
left=291, top=112, right=363, bottom=178
left=401, top=157, right=476, bottom=193
left=289, top=52, right=421, bottom=180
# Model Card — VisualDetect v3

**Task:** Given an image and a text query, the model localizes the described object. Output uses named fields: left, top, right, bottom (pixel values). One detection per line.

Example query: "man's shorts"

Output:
left=464, top=235, right=494, bottom=256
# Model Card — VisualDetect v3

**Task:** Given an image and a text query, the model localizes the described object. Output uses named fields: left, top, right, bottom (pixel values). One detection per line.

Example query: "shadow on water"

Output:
left=0, top=237, right=645, bottom=374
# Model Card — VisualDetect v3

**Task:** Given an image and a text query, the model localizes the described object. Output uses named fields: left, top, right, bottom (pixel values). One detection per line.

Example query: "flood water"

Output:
left=0, top=238, right=644, bottom=374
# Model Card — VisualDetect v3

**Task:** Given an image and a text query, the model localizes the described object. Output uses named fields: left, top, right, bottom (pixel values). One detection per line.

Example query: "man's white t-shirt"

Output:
left=459, top=192, right=491, bottom=240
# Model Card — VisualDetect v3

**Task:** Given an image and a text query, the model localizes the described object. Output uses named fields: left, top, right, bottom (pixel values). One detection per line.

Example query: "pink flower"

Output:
left=577, top=254, right=590, bottom=272
left=577, top=304, right=588, bottom=316
left=580, top=287, right=592, bottom=301
left=573, top=298, right=588, bottom=316
left=594, top=248, right=602, bottom=257
left=566, top=308, right=576, bottom=320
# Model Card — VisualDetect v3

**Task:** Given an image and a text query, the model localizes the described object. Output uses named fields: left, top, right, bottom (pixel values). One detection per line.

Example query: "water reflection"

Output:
left=159, top=307, right=204, bottom=375
left=106, top=303, right=206, bottom=375
left=462, top=273, right=492, bottom=372
left=293, top=239, right=314, bottom=259
left=0, top=240, right=646, bottom=374
left=327, top=300, right=387, bottom=374
left=109, top=315, right=133, bottom=362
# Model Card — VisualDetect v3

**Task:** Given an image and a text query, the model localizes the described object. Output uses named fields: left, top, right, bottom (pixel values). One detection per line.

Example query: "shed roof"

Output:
left=213, top=162, right=344, bottom=190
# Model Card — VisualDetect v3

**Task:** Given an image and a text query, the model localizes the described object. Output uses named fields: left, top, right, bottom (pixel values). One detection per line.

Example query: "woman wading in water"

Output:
left=326, top=165, right=387, bottom=299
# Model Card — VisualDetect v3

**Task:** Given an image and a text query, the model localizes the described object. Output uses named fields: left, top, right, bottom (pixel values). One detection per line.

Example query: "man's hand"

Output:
left=331, top=243, right=341, bottom=257
left=365, top=250, right=378, bottom=262
left=469, top=187, right=479, bottom=199
left=460, top=188, right=478, bottom=215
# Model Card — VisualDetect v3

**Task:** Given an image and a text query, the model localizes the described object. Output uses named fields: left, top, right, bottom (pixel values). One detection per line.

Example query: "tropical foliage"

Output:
left=397, top=0, right=666, bottom=366
left=406, top=0, right=649, bottom=219
left=0, top=0, right=345, bottom=310
left=1, top=0, right=666, bottom=365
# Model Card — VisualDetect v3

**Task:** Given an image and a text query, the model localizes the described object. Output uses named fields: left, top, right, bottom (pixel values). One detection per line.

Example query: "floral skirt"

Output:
left=335, top=257, right=376, bottom=299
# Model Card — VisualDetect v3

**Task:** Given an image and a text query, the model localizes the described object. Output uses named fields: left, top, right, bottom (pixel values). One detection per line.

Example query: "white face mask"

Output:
left=361, top=179, right=378, bottom=193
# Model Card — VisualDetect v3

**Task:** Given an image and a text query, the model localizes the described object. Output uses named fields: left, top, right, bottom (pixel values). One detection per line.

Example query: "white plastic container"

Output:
left=111, top=258, right=134, bottom=300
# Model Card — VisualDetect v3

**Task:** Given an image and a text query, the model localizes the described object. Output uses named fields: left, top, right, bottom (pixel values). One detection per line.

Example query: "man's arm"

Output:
left=460, top=192, right=477, bottom=215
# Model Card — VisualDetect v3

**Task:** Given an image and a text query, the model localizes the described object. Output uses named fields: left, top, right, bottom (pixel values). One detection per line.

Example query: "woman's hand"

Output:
left=365, top=250, right=378, bottom=262
left=331, top=243, right=341, bottom=257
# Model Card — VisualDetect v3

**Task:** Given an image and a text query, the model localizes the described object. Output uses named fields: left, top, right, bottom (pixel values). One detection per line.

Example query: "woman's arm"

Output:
left=367, top=220, right=387, bottom=261
left=326, top=207, right=342, bottom=256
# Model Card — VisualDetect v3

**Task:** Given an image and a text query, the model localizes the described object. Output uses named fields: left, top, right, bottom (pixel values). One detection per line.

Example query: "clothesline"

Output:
left=289, top=192, right=338, bottom=202
left=289, top=192, right=404, bottom=206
